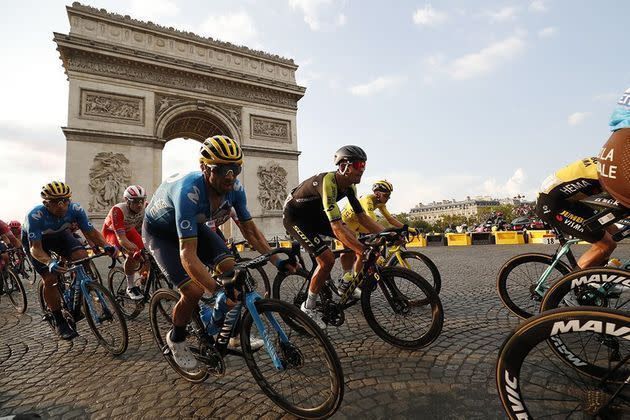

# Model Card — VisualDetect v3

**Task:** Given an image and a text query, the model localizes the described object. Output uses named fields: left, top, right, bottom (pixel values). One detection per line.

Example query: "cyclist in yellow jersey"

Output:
left=535, top=157, right=618, bottom=269
left=340, top=180, right=416, bottom=280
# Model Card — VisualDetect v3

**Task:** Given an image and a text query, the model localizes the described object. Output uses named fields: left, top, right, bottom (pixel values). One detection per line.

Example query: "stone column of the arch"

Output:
left=238, top=108, right=301, bottom=241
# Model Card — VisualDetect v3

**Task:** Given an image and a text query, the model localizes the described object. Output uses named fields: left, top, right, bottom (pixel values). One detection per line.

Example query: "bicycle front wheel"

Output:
left=241, top=298, right=344, bottom=419
left=108, top=266, right=143, bottom=319
left=362, top=267, right=443, bottom=349
left=83, top=282, right=128, bottom=355
left=496, top=307, right=630, bottom=419
left=387, top=250, right=442, bottom=295
left=4, top=269, right=27, bottom=313
left=497, top=253, right=572, bottom=319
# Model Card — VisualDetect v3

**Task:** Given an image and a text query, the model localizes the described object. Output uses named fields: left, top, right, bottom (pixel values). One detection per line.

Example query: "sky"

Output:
left=1, top=0, right=629, bottom=221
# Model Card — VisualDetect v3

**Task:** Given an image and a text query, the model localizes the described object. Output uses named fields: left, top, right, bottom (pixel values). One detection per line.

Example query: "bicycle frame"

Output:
left=64, top=265, right=112, bottom=325
left=533, top=238, right=581, bottom=297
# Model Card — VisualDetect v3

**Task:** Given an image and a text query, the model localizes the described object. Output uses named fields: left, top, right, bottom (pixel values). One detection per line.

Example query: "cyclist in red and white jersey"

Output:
left=102, top=185, right=148, bottom=300
left=0, top=219, right=23, bottom=290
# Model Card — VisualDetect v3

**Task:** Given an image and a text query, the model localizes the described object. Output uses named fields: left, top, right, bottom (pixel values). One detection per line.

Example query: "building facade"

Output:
left=409, top=197, right=500, bottom=222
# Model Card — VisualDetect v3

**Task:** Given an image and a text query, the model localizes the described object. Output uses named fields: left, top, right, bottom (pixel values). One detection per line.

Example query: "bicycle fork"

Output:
left=79, top=273, right=112, bottom=325
left=245, top=293, right=289, bottom=371
left=534, top=241, right=579, bottom=297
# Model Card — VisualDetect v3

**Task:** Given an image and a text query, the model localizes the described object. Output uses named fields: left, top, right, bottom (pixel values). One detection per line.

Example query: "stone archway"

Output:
left=55, top=3, right=305, bottom=237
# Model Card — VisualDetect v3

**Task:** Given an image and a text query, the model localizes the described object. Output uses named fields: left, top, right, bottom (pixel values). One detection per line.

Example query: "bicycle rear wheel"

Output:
left=387, top=250, right=442, bottom=294
left=241, top=298, right=344, bottom=419
left=148, top=288, right=209, bottom=383
left=237, top=257, right=271, bottom=297
left=4, top=269, right=27, bottom=313
left=497, top=253, right=572, bottom=319
left=272, top=268, right=311, bottom=307
left=496, top=307, right=630, bottom=419
left=83, top=282, right=128, bottom=355
left=361, top=267, right=443, bottom=349
left=108, top=266, right=143, bottom=319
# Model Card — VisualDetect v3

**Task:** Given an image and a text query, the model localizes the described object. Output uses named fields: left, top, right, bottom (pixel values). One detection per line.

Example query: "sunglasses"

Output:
left=209, top=164, right=242, bottom=177
left=350, top=161, right=366, bottom=170
left=52, top=198, right=70, bottom=205
left=128, top=198, right=146, bottom=204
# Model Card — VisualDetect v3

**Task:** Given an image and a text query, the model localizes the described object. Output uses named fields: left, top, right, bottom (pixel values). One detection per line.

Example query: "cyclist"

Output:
left=340, top=180, right=416, bottom=290
left=8, top=221, right=22, bottom=239
left=144, top=135, right=293, bottom=369
left=535, top=157, right=617, bottom=269
left=0, top=219, right=23, bottom=295
left=102, top=185, right=148, bottom=300
left=283, top=145, right=383, bottom=327
left=23, top=181, right=116, bottom=340
left=598, top=87, right=629, bottom=208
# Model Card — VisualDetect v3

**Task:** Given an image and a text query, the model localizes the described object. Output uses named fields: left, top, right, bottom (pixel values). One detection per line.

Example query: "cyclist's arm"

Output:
left=1, top=231, right=21, bottom=249
left=238, top=219, right=275, bottom=260
left=357, top=212, right=385, bottom=234
left=331, top=221, right=365, bottom=254
left=179, top=238, right=216, bottom=293
left=115, top=231, right=138, bottom=253
left=110, top=206, right=137, bottom=251
left=380, top=207, right=404, bottom=228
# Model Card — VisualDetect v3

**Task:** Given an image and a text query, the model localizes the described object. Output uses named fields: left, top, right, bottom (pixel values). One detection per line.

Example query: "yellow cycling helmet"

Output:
left=372, top=180, right=393, bottom=193
left=41, top=181, right=72, bottom=200
left=199, top=135, right=243, bottom=165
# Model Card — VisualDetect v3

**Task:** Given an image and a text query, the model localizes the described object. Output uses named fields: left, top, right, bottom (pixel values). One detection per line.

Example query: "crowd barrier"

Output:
left=235, top=230, right=593, bottom=251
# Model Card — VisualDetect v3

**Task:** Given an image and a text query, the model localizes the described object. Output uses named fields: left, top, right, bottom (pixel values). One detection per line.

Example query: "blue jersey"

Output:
left=145, top=172, right=252, bottom=239
left=24, top=202, right=94, bottom=242
left=610, top=88, right=630, bottom=131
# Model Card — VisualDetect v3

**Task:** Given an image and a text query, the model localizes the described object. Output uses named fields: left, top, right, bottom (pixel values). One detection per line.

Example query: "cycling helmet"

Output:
left=598, top=129, right=630, bottom=207
left=334, top=145, right=367, bottom=165
left=124, top=185, right=147, bottom=200
left=9, top=220, right=21, bottom=229
left=41, top=181, right=71, bottom=200
left=372, top=180, right=393, bottom=193
left=200, top=135, right=243, bottom=165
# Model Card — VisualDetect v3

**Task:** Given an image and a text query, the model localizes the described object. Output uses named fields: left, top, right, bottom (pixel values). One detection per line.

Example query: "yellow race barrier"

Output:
left=236, top=243, right=246, bottom=252
left=406, top=236, right=427, bottom=248
left=494, top=231, right=525, bottom=245
left=528, top=230, right=557, bottom=244
left=279, top=240, right=293, bottom=248
left=446, top=233, right=471, bottom=246
left=334, top=239, right=345, bottom=250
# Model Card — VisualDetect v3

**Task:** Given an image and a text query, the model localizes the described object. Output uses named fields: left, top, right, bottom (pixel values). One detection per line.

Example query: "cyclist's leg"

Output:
left=124, top=228, right=147, bottom=295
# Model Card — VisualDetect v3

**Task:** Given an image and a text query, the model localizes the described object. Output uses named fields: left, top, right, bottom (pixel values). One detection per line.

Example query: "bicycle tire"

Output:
left=83, top=282, right=129, bottom=355
left=361, top=267, right=443, bottom=349
left=387, top=250, right=442, bottom=295
left=496, top=307, right=630, bottom=419
left=24, top=257, right=37, bottom=286
left=86, top=260, right=104, bottom=286
left=497, top=253, right=572, bottom=319
left=272, top=268, right=311, bottom=306
left=4, top=269, right=27, bottom=313
left=107, top=266, right=143, bottom=320
left=148, top=288, right=209, bottom=383
left=240, top=298, right=344, bottom=419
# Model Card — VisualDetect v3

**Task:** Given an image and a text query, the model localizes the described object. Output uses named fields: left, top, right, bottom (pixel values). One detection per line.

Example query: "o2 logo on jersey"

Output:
left=180, top=220, right=192, bottom=230
left=187, top=186, right=201, bottom=205
left=28, top=232, right=36, bottom=239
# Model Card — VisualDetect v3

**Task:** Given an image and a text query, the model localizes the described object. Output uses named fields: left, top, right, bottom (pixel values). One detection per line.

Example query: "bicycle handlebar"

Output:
left=65, top=252, right=117, bottom=271
left=359, top=226, right=409, bottom=247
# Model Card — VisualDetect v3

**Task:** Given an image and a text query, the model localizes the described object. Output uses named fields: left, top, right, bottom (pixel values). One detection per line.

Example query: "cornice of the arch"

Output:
left=155, top=101, right=241, bottom=142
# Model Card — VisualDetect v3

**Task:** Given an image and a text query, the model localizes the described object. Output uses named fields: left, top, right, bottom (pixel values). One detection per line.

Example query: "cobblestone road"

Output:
left=1, top=243, right=628, bottom=419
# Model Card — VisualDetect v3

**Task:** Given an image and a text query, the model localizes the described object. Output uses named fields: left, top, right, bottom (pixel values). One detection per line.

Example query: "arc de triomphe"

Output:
left=54, top=3, right=305, bottom=239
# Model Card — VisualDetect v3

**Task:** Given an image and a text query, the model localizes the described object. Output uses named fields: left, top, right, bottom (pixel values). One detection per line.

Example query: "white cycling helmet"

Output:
left=123, top=185, right=147, bottom=200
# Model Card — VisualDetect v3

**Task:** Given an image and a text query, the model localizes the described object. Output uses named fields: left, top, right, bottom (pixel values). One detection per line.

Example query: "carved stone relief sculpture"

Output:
left=80, top=89, right=144, bottom=125
left=88, top=152, right=131, bottom=212
left=257, top=164, right=288, bottom=212
left=250, top=115, right=291, bottom=143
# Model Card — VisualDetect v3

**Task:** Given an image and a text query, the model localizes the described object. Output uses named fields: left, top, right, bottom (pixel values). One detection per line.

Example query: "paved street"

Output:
left=1, top=243, right=628, bottom=419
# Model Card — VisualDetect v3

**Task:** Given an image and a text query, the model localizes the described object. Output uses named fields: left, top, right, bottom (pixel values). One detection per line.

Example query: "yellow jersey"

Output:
left=539, top=157, right=602, bottom=201
left=341, top=194, right=393, bottom=234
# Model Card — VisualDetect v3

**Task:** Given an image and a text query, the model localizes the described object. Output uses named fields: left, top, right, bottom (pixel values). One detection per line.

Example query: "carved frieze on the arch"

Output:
left=80, top=89, right=144, bottom=125
left=257, top=163, right=288, bottom=212
left=64, top=53, right=298, bottom=109
left=88, top=152, right=131, bottom=212
left=250, top=115, right=291, bottom=143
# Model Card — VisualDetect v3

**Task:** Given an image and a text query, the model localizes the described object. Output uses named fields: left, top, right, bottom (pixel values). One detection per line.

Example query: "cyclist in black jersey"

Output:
left=283, top=145, right=383, bottom=327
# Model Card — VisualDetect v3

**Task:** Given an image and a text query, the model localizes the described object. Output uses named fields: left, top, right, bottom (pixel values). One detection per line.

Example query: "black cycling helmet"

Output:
left=334, top=145, right=367, bottom=165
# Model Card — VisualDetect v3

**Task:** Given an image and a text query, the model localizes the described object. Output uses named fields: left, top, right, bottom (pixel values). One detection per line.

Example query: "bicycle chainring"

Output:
left=321, top=300, right=344, bottom=327
left=197, top=343, right=225, bottom=376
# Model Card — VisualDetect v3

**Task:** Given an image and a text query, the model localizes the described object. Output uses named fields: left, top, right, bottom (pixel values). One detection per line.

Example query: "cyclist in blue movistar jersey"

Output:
left=144, top=135, right=295, bottom=369
left=23, top=181, right=116, bottom=340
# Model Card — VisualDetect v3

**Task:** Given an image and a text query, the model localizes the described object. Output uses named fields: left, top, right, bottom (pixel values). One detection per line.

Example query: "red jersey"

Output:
left=0, top=220, right=10, bottom=236
left=102, top=203, right=145, bottom=234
